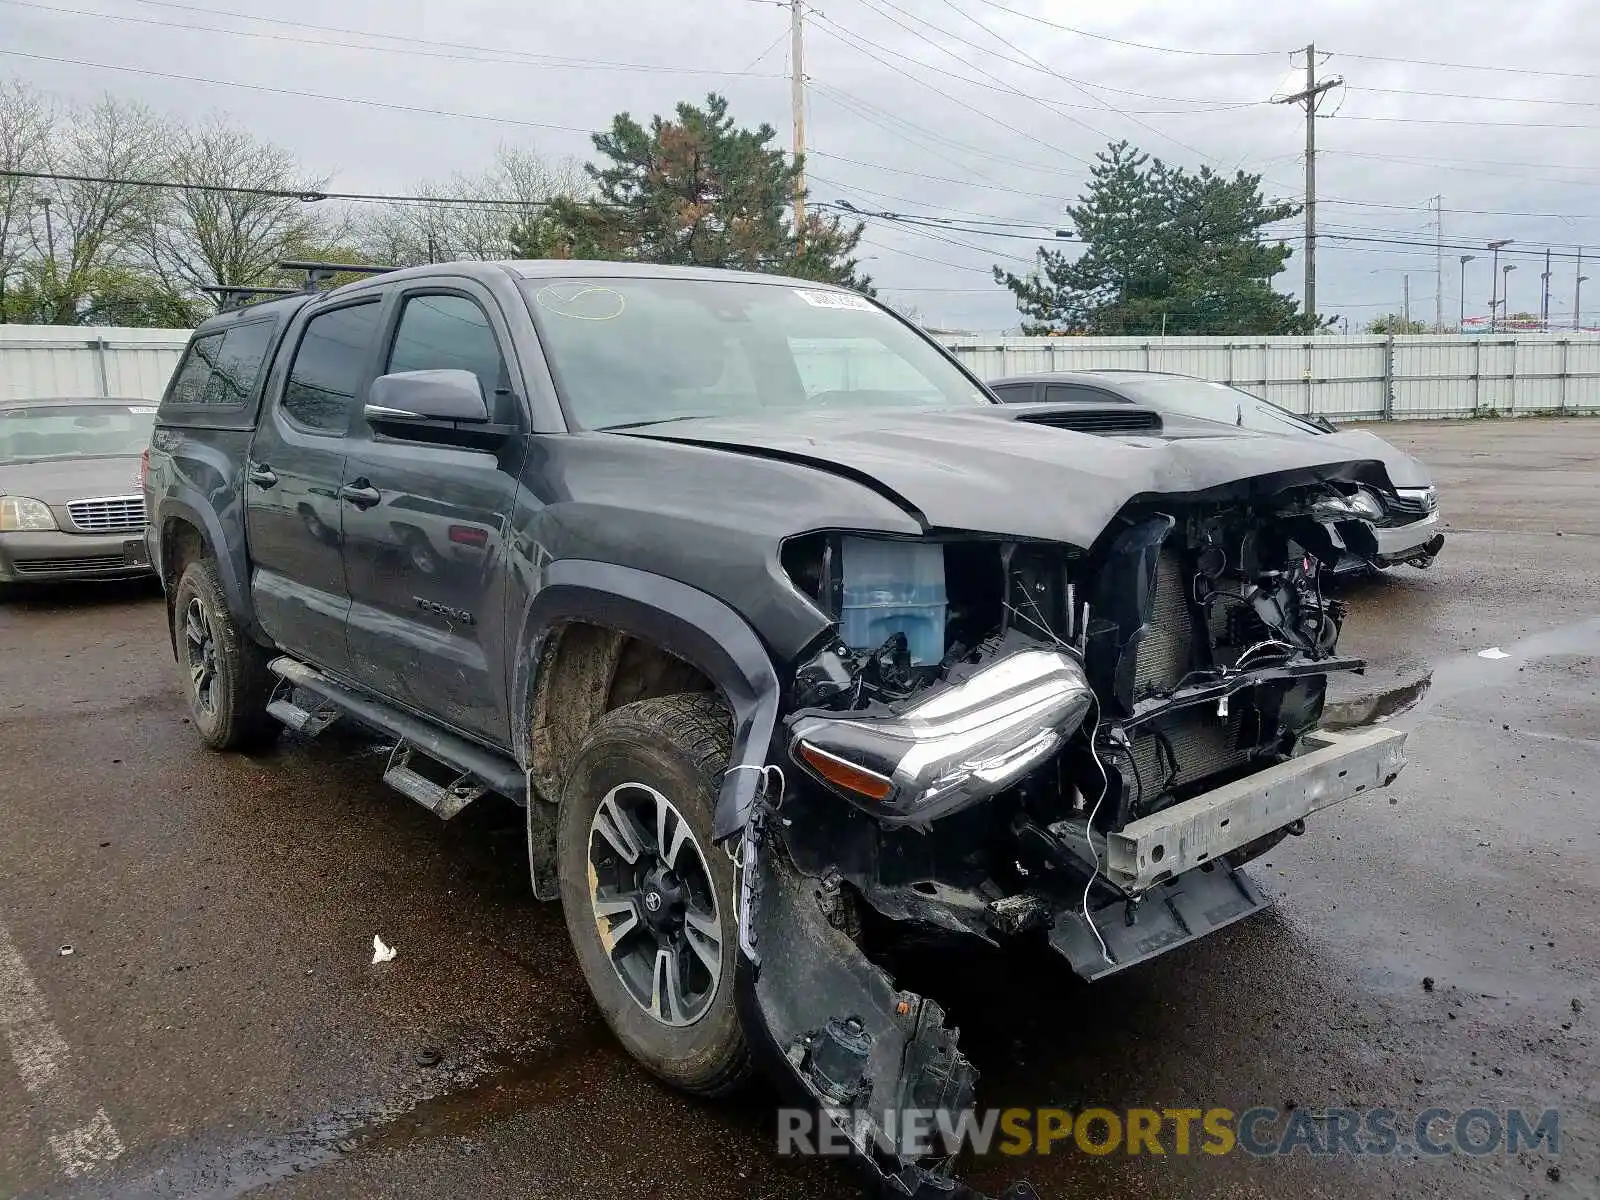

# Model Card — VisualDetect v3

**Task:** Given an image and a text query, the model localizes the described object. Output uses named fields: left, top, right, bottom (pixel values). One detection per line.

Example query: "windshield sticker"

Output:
left=128, top=406, right=157, bottom=414
left=793, top=288, right=876, bottom=311
left=534, top=284, right=626, bottom=321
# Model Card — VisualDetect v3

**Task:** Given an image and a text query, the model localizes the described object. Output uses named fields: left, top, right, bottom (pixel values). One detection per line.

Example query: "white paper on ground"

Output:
left=1477, top=647, right=1511, bottom=660
left=371, top=935, right=397, bottom=964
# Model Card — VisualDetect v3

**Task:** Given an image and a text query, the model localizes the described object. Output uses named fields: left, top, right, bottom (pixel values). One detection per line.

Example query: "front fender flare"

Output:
left=510, top=559, right=782, bottom=840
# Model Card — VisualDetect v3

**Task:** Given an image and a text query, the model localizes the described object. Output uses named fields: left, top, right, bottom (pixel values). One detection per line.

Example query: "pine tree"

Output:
left=996, top=141, right=1313, bottom=335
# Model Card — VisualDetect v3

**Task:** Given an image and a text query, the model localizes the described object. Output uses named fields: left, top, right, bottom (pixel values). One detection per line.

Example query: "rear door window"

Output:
left=281, top=301, right=383, bottom=434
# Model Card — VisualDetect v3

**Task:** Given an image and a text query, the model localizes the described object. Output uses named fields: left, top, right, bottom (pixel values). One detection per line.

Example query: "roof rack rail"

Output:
left=201, top=284, right=303, bottom=312
left=276, top=259, right=399, bottom=292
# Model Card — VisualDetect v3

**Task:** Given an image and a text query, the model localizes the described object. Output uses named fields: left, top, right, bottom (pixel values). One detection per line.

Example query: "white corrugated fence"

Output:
left=5, top=322, right=1600, bottom=419
left=941, top=333, right=1600, bottom=420
left=0, top=325, right=190, bottom=402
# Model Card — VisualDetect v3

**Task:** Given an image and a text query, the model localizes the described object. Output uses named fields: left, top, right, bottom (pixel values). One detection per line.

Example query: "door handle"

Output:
left=339, top=481, right=382, bottom=509
left=246, top=461, right=278, bottom=488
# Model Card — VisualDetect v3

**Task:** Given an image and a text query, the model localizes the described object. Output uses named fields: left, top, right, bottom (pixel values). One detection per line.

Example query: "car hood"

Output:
left=0, top=455, right=143, bottom=506
left=627, top=405, right=1399, bottom=548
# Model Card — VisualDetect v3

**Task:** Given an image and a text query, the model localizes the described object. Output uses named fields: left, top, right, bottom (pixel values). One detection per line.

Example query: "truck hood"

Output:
left=629, top=405, right=1398, bottom=548
left=0, top=455, right=143, bottom=505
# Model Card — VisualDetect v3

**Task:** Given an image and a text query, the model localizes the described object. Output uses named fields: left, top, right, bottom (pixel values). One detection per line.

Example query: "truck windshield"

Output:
left=521, top=277, right=991, bottom=430
left=0, top=403, right=156, bottom=464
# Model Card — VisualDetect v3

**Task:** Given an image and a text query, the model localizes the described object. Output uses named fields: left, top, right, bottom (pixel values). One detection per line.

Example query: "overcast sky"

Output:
left=8, top=0, right=1600, bottom=331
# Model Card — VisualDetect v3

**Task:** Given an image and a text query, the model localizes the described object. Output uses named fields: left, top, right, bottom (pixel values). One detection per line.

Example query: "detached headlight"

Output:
left=0, top=497, right=58, bottom=531
left=789, top=647, right=1093, bottom=826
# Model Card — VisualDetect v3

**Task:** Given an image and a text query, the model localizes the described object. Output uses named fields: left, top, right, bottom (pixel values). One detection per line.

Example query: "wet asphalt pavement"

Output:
left=1, top=417, right=1596, bottom=1200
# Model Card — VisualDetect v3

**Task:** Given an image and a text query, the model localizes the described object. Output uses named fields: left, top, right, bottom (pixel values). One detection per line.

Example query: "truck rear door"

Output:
left=244, top=297, right=385, bottom=676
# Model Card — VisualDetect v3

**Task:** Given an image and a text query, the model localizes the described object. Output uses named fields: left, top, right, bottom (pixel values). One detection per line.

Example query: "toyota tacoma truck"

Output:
left=144, top=261, right=1408, bottom=1199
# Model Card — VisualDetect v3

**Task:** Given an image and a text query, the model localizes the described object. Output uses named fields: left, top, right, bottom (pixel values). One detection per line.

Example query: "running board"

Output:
left=266, top=657, right=526, bottom=811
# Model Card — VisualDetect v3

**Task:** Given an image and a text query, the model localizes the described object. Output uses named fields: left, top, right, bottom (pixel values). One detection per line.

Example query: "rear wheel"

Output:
left=556, top=692, right=751, bottom=1096
left=173, top=557, right=276, bottom=751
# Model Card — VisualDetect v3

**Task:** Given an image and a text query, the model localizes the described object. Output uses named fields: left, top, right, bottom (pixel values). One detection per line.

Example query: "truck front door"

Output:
left=339, top=285, right=526, bottom=746
left=244, top=297, right=384, bottom=677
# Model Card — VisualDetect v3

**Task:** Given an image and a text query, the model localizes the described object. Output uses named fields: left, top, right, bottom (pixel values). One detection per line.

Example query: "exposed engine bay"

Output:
left=745, top=481, right=1410, bottom=1198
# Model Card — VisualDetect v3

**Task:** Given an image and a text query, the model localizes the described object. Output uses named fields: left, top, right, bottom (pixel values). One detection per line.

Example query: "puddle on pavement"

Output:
left=59, top=1024, right=618, bottom=1199
left=1399, top=613, right=1600, bottom=723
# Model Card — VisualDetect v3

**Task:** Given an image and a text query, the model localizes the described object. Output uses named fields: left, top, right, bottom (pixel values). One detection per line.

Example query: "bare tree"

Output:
left=27, top=94, right=170, bottom=324
left=0, top=81, right=55, bottom=321
left=142, top=115, right=332, bottom=303
left=356, top=143, right=588, bottom=265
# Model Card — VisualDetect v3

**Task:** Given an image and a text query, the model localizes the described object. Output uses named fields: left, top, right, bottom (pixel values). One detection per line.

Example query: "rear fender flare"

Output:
left=510, top=559, right=782, bottom=841
left=153, top=493, right=268, bottom=648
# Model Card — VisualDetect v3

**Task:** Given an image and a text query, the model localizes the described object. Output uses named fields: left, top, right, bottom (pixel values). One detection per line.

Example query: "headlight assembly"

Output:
left=0, top=497, right=58, bottom=531
left=789, top=646, right=1093, bottom=825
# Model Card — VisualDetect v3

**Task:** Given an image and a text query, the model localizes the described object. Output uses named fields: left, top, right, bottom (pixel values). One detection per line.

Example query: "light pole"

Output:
left=1458, top=254, right=1476, bottom=331
left=1502, top=264, right=1517, bottom=329
left=1578, top=275, right=1591, bottom=331
left=1487, top=239, right=1513, bottom=331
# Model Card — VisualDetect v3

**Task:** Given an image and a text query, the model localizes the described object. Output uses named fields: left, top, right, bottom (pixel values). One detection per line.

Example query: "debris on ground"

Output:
left=1477, top=647, right=1511, bottom=660
left=371, top=936, right=397, bottom=965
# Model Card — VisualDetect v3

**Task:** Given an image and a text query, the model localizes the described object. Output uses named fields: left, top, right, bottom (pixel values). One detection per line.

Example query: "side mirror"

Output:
left=366, top=369, right=490, bottom=426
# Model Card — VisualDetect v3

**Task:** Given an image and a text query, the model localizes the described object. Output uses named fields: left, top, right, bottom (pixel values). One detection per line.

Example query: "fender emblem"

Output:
left=414, top=597, right=475, bottom=625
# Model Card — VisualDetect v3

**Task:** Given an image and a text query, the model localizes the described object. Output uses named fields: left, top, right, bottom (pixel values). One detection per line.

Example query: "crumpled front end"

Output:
left=731, top=473, right=1409, bottom=1197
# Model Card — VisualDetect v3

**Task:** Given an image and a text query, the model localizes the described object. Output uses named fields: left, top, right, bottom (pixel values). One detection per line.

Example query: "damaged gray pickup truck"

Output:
left=144, top=261, right=1408, bottom=1199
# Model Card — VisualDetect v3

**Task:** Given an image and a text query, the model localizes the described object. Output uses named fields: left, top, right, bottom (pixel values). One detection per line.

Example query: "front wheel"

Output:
left=173, top=557, right=276, bottom=750
left=556, top=692, right=752, bottom=1097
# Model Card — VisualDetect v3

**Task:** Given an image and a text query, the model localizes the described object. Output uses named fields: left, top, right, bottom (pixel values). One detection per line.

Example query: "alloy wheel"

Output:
left=183, top=596, right=219, bottom=718
left=586, top=781, right=723, bottom=1027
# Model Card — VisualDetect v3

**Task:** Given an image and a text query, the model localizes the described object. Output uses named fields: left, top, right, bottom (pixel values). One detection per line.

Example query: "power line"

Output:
left=920, top=0, right=1260, bottom=170
left=963, top=0, right=1287, bottom=57
left=0, top=49, right=596, bottom=136
left=1348, top=83, right=1600, bottom=110
left=3, top=0, right=784, bottom=79
left=1336, top=113, right=1600, bottom=130
left=1327, top=49, right=1600, bottom=82
left=814, top=5, right=1101, bottom=164
left=0, top=167, right=620, bottom=210
left=806, top=150, right=1065, bottom=200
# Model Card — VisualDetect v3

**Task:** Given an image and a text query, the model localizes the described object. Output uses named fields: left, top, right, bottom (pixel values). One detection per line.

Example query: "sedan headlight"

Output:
left=0, top=496, right=58, bottom=531
left=1346, top=488, right=1386, bottom=521
left=1311, top=488, right=1385, bottom=523
left=789, top=647, right=1093, bottom=826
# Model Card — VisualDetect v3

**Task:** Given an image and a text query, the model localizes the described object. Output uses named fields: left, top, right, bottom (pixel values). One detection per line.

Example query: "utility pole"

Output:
left=1541, top=248, right=1552, bottom=332
left=1276, top=45, right=1341, bottom=324
left=1576, top=247, right=1586, bottom=331
left=37, top=196, right=55, bottom=264
left=790, top=0, right=806, bottom=246
left=1432, top=194, right=1444, bottom=332
left=1403, top=274, right=1411, bottom=326
left=1458, top=255, right=1475, bottom=332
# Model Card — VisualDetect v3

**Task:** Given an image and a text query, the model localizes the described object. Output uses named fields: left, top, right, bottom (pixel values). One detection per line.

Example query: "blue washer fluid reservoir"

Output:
left=838, top=537, right=948, bottom=666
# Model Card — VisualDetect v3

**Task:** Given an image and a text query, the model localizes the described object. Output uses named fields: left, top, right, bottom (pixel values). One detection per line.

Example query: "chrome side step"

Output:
left=382, top=742, right=487, bottom=820
left=266, top=679, right=341, bottom=737
left=266, top=656, right=525, bottom=820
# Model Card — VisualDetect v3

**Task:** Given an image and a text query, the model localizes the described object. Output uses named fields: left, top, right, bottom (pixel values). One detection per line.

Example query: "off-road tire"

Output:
left=173, top=557, right=276, bottom=751
left=557, top=692, right=753, bottom=1097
